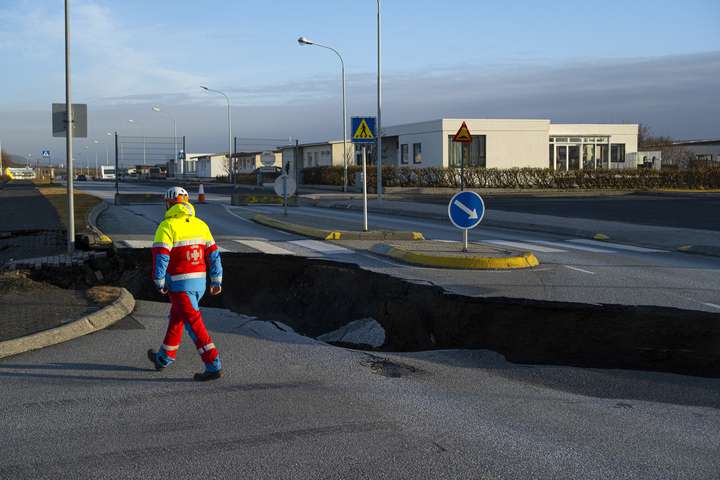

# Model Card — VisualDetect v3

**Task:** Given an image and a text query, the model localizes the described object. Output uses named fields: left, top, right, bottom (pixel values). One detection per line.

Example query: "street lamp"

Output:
left=105, top=132, right=112, bottom=166
left=93, top=139, right=99, bottom=177
left=201, top=86, right=233, bottom=183
left=298, top=36, right=348, bottom=192
left=152, top=105, right=179, bottom=176
left=376, top=0, right=383, bottom=198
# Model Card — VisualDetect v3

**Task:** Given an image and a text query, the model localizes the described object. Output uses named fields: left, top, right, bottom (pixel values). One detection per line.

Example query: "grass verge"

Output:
left=36, top=186, right=102, bottom=235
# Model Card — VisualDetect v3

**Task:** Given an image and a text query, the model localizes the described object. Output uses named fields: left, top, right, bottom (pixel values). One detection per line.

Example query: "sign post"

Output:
left=448, top=191, right=485, bottom=252
left=273, top=173, right=296, bottom=217
left=452, top=121, right=472, bottom=192
left=351, top=116, right=377, bottom=232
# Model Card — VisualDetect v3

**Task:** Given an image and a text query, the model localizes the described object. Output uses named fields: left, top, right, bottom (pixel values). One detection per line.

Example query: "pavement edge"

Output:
left=372, top=244, right=540, bottom=270
left=87, top=200, right=113, bottom=244
left=252, top=214, right=424, bottom=241
left=0, top=287, right=135, bottom=359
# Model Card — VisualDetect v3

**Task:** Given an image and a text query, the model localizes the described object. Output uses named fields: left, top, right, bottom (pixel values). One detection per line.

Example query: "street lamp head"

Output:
left=128, top=119, right=135, bottom=123
left=93, top=140, right=99, bottom=144
left=298, top=36, right=314, bottom=46
left=152, top=106, right=161, bottom=112
left=200, top=86, right=209, bottom=91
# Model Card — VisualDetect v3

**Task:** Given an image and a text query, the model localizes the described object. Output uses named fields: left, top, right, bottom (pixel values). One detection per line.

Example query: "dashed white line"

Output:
left=532, top=240, right=615, bottom=253
left=568, top=239, right=666, bottom=253
left=483, top=240, right=566, bottom=253
left=233, top=240, right=296, bottom=255
left=288, top=240, right=353, bottom=255
left=564, top=265, right=596, bottom=275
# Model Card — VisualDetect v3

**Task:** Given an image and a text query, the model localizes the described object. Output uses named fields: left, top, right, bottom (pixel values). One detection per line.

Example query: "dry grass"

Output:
left=86, top=286, right=121, bottom=305
left=37, top=187, right=102, bottom=235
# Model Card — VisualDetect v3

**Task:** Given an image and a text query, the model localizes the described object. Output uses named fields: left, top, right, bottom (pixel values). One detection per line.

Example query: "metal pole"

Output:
left=172, top=119, right=177, bottom=176
left=461, top=143, right=466, bottom=191
left=283, top=174, right=288, bottom=217
left=376, top=0, right=383, bottom=199
left=341, top=60, right=348, bottom=193
left=233, top=136, right=238, bottom=181
left=227, top=98, right=233, bottom=185
left=143, top=136, right=146, bottom=165
left=463, top=230, right=468, bottom=252
left=362, top=145, right=368, bottom=231
left=295, top=139, right=300, bottom=191
left=114, top=132, right=119, bottom=204
left=64, top=0, right=75, bottom=255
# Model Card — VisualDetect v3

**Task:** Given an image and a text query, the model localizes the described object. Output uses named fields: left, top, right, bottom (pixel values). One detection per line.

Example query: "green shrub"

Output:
left=301, top=166, right=720, bottom=190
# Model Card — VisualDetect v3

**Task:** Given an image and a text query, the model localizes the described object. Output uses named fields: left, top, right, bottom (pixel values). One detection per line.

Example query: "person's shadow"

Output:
left=0, top=362, right=193, bottom=383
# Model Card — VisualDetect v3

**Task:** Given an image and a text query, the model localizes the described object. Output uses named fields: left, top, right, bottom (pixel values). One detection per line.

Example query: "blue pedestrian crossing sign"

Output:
left=41, top=150, right=50, bottom=158
left=351, top=116, right=376, bottom=144
left=448, top=191, right=485, bottom=230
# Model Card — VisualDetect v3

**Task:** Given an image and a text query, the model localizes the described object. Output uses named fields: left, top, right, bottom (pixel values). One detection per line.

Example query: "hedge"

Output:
left=302, top=166, right=720, bottom=190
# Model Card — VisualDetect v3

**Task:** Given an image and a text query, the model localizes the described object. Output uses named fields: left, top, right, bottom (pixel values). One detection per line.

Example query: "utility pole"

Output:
left=376, top=0, right=383, bottom=199
left=64, top=0, right=75, bottom=255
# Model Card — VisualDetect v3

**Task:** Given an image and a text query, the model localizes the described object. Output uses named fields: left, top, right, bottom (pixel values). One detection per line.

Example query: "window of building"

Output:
left=610, top=144, right=626, bottom=163
left=400, top=144, right=409, bottom=164
left=413, top=143, right=422, bottom=164
left=448, top=135, right=486, bottom=168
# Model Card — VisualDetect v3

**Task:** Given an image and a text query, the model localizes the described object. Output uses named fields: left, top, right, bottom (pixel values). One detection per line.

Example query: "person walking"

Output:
left=147, top=186, right=224, bottom=381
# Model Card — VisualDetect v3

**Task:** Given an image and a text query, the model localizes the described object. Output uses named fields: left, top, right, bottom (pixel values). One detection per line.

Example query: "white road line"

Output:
left=222, top=204, right=256, bottom=224
left=289, top=240, right=353, bottom=255
left=234, top=240, right=296, bottom=255
left=532, top=240, right=616, bottom=253
left=564, top=265, right=596, bottom=275
left=703, top=303, right=720, bottom=310
left=568, top=239, right=666, bottom=253
left=483, top=240, right=566, bottom=253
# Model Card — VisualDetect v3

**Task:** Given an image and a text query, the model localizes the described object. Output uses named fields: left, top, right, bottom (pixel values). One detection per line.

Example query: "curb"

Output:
left=87, top=200, right=112, bottom=244
left=371, top=244, right=540, bottom=270
left=232, top=194, right=298, bottom=206
left=0, top=287, right=135, bottom=359
left=251, top=214, right=424, bottom=241
left=319, top=202, right=611, bottom=244
left=677, top=245, right=720, bottom=258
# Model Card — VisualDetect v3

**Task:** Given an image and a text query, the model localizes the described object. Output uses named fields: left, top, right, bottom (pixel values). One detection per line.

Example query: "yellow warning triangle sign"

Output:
left=353, top=119, right=375, bottom=140
left=452, top=121, right=473, bottom=143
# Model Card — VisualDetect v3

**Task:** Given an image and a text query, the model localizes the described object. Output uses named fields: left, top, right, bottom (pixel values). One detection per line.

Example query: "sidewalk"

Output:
left=307, top=198, right=720, bottom=254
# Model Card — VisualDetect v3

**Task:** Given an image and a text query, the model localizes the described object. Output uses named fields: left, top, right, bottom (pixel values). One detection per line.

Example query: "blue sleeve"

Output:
left=153, top=252, right=170, bottom=288
left=208, top=249, right=222, bottom=287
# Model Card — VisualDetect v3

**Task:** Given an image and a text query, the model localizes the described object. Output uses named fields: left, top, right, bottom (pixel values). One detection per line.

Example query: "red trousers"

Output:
left=160, top=291, right=219, bottom=366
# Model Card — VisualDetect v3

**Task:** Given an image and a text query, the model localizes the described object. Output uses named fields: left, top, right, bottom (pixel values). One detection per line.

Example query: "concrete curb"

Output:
left=677, top=245, right=720, bottom=258
left=318, top=202, right=611, bottom=243
left=87, top=200, right=112, bottom=244
left=371, top=244, right=540, bottom=270
left=0, top=287, right=135, bottom=359
left=252, top=214, right=424, bottom=241
left=231, top=194, right=298, bottom=206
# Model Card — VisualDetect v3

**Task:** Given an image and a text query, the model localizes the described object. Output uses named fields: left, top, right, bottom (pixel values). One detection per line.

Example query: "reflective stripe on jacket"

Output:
left=151, top=202, right=223, bottom=292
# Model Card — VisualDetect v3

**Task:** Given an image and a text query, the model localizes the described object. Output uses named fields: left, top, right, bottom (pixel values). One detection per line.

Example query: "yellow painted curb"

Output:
left=382, top=246, right=540, bottom=270
left=593, top=233, right=610, bottom=241
left=0, top=288, right=135, bottom=359
left=677, top=245, right=692, bottom=252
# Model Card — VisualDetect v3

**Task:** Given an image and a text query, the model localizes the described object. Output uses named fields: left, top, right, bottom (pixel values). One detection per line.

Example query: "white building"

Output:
left=381, top=119, right=639, bottom=170
left=233, top=151, right=283, bottom=173
left=195, top=154, right=229, bottom=178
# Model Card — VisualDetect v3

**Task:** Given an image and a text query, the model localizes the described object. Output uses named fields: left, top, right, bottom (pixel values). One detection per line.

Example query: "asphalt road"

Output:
left=83, top=178, right=720, bottom=314
left=1, top=300, right=718, bottom=479
left=476, top=194, right=720, bottom=231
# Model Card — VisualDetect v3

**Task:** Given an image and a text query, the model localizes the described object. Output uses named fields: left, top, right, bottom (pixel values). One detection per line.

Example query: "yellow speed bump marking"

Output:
left=593, top=233, right=610, bottom=241
left=384, top=247, right=539, bottom=270
left=677, top=245, right=692, bottom=252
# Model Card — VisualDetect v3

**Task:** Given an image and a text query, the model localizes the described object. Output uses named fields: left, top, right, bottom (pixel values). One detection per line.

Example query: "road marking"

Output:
left=704, top=303, right=720, bottom=310
left=564, top=265, right=596, bottom=275
left=222, top=204, right=256, bottom=224
left=119, top=240, right=153, bottom=249
left=289, top=240, right=353, bottom=255
left=483, top=240, right=565, bottom=253
left=233, top=240, right=295, bottom=255
left=568, top=239, right=666, bottom=253
left=532, top=240, right=616, bottom=253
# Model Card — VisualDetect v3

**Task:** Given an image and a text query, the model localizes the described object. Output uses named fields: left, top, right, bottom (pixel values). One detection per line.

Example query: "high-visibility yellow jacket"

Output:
left=151, top=202, right=222, bottom=292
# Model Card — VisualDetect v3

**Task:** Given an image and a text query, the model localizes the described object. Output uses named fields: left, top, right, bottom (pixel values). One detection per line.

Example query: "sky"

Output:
left=0, top=0, right=718, bottom=164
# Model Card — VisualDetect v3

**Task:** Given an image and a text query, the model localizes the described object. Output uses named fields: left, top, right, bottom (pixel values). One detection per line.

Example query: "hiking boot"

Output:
left=147, top=349, right=166, bottom=371
left=193, top=370, right=224, bottom=382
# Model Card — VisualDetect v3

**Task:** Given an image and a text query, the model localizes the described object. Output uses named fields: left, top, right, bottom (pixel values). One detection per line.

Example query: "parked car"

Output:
left=76, top=174, right=87, bottom=181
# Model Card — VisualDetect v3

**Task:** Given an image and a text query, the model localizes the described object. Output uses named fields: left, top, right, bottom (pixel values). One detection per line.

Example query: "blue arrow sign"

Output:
left=448, top=191, right=485, bottom=230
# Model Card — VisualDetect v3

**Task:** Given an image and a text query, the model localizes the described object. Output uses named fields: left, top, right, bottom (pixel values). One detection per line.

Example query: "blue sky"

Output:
left=0, top=0, right=718, bottom=162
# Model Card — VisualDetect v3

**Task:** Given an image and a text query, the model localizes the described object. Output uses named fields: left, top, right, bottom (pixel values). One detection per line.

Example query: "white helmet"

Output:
left=164, top=186, right=189, bottom=204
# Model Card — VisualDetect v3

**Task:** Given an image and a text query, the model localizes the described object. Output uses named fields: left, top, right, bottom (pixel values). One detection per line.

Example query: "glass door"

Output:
left=556, top=145, right=568, bottom=171
left=568, top=145, right=580, bottom=170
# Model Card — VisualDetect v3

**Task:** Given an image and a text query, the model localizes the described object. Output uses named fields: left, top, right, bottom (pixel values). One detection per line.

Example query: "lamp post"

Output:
left=105, top=132, right=112, bottom=166
left=64, top=0, right=75, bottom=254
left=152, top=106, right=178, bottom=176
left=200, top=86, right=233, bottom=184
left=376, top=0, right=383, bottom=199
left=298, top=36, right=348, bottom=192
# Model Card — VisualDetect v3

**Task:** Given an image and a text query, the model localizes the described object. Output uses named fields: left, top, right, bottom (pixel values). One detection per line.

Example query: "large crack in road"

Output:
left=28, top=248, right=720, bottom=378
